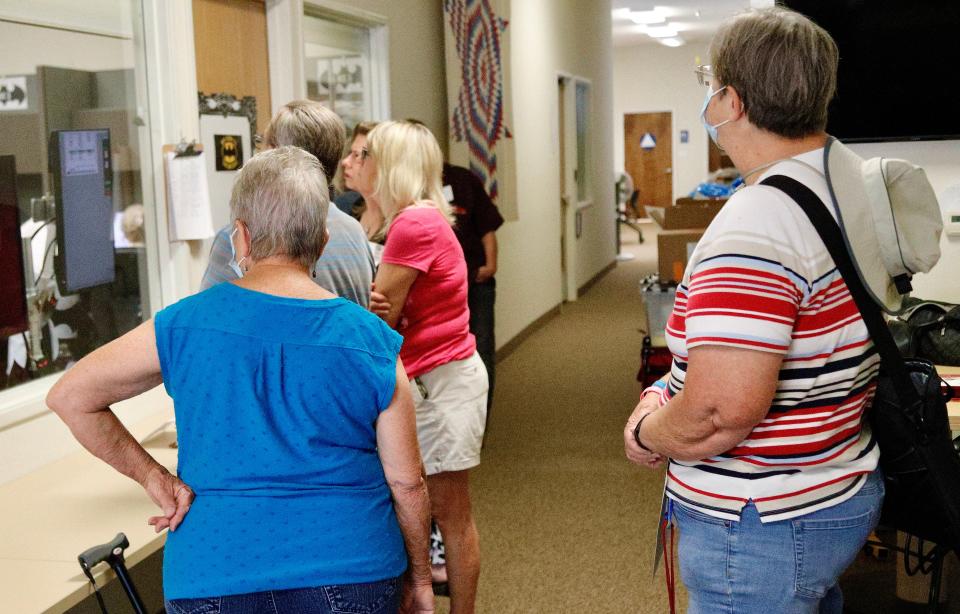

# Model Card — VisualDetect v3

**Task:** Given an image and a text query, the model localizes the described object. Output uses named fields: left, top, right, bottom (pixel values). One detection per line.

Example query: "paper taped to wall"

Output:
left=164, top=151, right=214, bottom=241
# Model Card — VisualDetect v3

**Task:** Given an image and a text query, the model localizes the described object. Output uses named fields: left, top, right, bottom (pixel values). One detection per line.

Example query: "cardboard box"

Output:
left=675, top=196, right=727, bottom=208
left=658, top=230, right=704, bottom=283
left=647, top=201, right=721, bottom=283
left=648, top=200, right=724, bottom=229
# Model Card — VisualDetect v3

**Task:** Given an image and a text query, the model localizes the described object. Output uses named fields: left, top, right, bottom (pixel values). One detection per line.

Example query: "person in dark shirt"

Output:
left=443, top=163, right=504, bottom=419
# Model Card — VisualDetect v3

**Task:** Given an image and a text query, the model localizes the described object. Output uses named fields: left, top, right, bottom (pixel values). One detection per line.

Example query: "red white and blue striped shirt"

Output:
left=659, top=149, right=880, bottom=523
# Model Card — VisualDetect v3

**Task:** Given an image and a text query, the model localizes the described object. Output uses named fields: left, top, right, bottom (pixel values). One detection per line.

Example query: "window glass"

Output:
left=302, top=13, right=373, bottom=133
left=575, top=81, right=590, bottom=202
left=0, top=1, right=153, bottom=392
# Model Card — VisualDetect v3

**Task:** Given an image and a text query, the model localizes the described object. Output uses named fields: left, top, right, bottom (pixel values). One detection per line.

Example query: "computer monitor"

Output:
left=0, top=155, right=28, bottom=336
left=49, top=129, right=116, bottom=293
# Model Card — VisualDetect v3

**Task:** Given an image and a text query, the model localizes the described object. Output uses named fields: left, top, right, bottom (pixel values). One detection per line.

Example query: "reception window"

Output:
left=0, top=2, right=155, bottom=394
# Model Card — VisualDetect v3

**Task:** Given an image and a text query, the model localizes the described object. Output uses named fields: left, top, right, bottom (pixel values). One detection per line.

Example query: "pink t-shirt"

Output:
left=381, top=205, right=476, bottom=378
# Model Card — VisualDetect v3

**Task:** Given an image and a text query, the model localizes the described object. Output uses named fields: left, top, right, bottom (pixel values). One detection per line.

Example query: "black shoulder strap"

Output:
left=759, top=174, right=918, bottom=404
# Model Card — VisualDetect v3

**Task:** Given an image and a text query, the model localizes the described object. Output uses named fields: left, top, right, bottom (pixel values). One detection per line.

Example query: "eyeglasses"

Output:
left=253, top=133, right=267, bottom=152
left=694, top=64, right=714, bottom=87
left=346, top=147, right=370, bottom=163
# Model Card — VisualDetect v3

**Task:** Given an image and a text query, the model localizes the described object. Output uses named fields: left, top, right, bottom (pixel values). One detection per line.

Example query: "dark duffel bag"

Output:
left=889, top=298, right=960, bottom=365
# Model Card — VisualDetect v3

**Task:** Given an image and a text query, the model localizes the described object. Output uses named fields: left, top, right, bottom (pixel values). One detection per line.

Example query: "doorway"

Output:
left=624, top=111, right=673, bottom=212
left=557, top=75, right=578, bottom=302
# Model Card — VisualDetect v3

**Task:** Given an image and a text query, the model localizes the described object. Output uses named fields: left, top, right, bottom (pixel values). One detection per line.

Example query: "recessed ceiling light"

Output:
left=630, top=10, right=666, bottom=25
left=645, top=24, right=679, bottom=38
left=612, top=7, right=631, bottom=19
left=659, top=37, right=685, bottom=47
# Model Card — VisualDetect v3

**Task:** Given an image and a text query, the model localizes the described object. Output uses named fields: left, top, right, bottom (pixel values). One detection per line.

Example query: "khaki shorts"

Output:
left=411, top=351, right=489, bottom=476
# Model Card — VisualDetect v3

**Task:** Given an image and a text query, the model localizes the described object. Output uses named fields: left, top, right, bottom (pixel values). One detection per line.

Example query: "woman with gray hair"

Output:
left=624, top=8, right=882, bottom=613
left=47, top=146, right=434, bottom=614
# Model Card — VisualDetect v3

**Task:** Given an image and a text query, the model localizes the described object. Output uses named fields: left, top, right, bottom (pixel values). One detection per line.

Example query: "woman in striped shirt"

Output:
left=623, top=8, right=883, bottom=613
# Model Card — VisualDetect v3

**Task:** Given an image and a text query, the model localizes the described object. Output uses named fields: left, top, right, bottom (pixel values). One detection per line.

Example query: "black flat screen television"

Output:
left=0, top=155, right=28, bottom=336
left=782, top=0, right=960, bottom=142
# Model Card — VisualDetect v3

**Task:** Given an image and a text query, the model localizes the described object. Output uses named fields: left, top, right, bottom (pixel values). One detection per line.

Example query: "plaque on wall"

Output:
left=214, top=134, right=242, bottom=171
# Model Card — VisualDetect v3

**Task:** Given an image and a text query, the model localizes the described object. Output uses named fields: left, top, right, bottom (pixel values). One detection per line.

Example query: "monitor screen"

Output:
left=50, top=129, right=116, bottom=293
left=0, top=155, right=28, bottom=336
left=782, top=0, right=960, bottom=142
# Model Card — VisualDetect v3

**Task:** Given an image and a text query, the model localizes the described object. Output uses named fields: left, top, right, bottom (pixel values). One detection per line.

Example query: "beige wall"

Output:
left=496, top=0, right=617, bottom=345
left=344, top=0, right=448, bottom=152
left=613, top=41, right=710, bottom=204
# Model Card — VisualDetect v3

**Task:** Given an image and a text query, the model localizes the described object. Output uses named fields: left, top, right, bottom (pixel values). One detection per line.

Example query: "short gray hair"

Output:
left=263, top=100, right=345, bottom=183
left=711, top=7, right=838, bottom=138
left=230, top=146, right=329, bottom=268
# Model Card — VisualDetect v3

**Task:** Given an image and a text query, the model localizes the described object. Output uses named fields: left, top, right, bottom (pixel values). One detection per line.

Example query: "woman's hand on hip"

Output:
left=142, top=465, right=194, bottom=533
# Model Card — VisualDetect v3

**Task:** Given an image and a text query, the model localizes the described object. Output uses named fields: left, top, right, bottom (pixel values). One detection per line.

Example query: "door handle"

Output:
left=664, top=167, right=673, bottom=174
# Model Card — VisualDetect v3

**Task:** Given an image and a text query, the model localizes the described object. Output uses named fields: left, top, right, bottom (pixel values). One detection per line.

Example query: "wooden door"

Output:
left=193, top=0, right=272, bottom=133
left=708, top=138, right=734, bottom=172
left=624, top=112, right=672, bottom=210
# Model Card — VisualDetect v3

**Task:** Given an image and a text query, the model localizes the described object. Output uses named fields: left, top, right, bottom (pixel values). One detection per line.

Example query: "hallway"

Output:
left=462, top=226, right=677, bottom=613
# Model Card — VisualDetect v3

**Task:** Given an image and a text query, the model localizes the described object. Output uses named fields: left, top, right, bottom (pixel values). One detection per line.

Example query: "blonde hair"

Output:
left=230, top=146, right=329, bottom=268
left=365, top=120, right=453, bottom=226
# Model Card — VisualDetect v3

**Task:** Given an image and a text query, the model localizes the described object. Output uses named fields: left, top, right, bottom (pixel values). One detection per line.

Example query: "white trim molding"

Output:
left=266, top=0, right=391, bottom=121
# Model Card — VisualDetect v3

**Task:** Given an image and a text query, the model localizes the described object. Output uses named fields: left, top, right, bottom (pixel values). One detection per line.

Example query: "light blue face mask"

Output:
left=229, top=226, right=246, bottom=278
left=700, top=85, right=731, bottom=144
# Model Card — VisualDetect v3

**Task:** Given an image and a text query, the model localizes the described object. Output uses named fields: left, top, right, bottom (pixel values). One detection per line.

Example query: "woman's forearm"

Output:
left=58, top=406, right=163, bottom=486
left=388, top=474, right=433, bottom=585
left=46, top=319, right=167, bottom=485
left=638, top=392, right=751, bottom=462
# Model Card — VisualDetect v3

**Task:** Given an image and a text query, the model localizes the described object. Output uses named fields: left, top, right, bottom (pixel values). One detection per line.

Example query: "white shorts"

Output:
left=411, top=351, right=489, bottom=476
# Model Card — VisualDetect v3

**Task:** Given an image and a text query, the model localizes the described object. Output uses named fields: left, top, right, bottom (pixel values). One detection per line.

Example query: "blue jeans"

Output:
left=673, top=469, right=884, bottom=614
left=165, top=576, right=402, bottom=614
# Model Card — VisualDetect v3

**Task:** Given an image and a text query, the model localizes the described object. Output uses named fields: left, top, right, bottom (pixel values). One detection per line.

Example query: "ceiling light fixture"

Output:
left=659, top=37, right=685, bottom=47
left=629, top=10, right=666, bottom=25
left=611, top=7, right=631, bottom=19
left=645, top=24, right=679, bottom=38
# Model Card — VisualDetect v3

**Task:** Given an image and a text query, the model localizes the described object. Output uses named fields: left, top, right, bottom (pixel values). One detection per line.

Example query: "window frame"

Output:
left=573, top=77, right=593, bottom=210
left=266, top=0, right=391, bottom=122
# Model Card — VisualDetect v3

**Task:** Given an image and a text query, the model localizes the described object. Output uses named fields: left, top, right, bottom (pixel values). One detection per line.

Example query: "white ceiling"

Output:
left=612, top=1, right=757, bottom=48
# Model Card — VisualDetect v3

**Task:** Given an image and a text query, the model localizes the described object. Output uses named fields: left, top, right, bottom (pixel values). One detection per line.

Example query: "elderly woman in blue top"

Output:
left=47, top=146, right=434, bottom=614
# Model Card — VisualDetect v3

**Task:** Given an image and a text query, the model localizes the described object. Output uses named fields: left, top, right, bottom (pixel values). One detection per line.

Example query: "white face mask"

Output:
left=229, top=226, right=246, bottom=278
left=700, top=85, right=732, bottom=144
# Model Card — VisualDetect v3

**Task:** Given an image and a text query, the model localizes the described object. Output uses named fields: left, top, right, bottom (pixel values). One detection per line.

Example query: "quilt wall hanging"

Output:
left=444, top=0, right=517, bottom=219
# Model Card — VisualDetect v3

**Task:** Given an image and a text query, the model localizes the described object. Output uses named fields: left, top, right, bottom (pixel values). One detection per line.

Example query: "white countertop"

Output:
left=0, top=386, right=176, bottom=613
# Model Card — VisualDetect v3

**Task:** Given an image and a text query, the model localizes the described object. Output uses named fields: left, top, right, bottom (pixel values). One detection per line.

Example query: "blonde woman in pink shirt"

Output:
left=356, top=120, right=487, bottom=614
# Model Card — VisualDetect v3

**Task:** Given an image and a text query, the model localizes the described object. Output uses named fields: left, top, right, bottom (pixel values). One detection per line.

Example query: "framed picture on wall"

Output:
left=198, top=92, right=256, bottom=229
